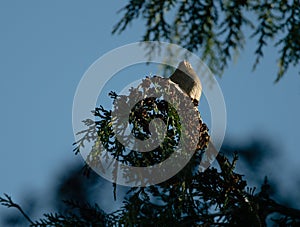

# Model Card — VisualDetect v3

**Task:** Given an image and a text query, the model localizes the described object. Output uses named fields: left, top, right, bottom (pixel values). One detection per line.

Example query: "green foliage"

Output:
left=113, top=0, right=300, bottom=81
left=2, top=76, right=300, bottom=226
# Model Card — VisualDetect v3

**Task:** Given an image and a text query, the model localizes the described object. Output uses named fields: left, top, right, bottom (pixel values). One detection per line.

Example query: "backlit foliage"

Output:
left=113, top=0, right=300, bottom=81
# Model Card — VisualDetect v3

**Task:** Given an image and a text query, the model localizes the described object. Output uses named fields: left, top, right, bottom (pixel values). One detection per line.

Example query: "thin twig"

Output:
left=0, top=194, right=34, bottom=225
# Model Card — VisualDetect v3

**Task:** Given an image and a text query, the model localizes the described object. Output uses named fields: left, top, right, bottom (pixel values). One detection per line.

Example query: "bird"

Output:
left=170, top=61, right=202, bottom=106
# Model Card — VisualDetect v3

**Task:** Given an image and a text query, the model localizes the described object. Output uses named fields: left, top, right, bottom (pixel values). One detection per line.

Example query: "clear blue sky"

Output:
left=1, top=0, right=300, bottom=218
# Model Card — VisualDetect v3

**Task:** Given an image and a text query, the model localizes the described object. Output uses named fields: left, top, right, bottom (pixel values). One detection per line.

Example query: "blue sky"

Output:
left=1, top=0, right=300, bottom=218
